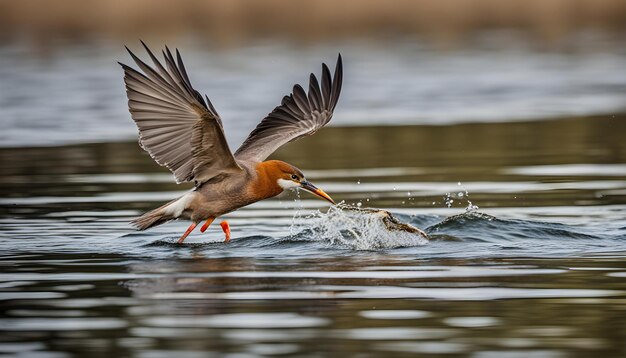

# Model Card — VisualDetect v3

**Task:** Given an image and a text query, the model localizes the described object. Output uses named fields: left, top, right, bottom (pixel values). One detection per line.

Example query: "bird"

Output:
left=119, top=42, right=342, bottom=243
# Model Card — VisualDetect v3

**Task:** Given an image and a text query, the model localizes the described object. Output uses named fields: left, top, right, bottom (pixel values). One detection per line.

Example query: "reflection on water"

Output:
left=1, top=113, right=625, bottom=356
left=0, top=254, right=625, bottom=357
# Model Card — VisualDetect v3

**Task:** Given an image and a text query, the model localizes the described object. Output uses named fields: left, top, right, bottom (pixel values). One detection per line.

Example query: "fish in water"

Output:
left=119, top=42, right=341, bottom=243
left=338, top=204, right=429, bottom=239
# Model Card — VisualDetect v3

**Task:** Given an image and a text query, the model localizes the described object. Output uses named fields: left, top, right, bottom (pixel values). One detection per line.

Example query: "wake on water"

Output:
left=146, top=202, right=622, bottom=254
left=147, top=203, right=430, bottom=250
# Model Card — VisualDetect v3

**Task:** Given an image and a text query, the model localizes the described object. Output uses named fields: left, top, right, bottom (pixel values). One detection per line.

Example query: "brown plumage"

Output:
left=119, top=42, right=342, bottom=243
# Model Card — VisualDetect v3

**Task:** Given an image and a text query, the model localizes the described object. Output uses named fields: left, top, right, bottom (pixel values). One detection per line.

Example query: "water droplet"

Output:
left=357, top=180, right=361, bottom=185
left=401, top=201, right=405, bottom=204
left=458, top=192, right=464, bottom=198
left=457, top=181, right=461, bottom=186
left=393, top=187, right=397, bottom=191
left=407, top=192, right=411, bottom=196
left=443, top=192, right=455, bottom=208
left=465, top=201, right=479, bottom=212
left=356, top=202, right=362, bottom=207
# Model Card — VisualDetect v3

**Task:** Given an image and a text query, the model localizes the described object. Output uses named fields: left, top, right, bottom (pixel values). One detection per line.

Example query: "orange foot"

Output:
left=177, top=222, right=197, bottom=244
left=200, top=217, right=215, bottom=233
left=220, top=220, right=231, bottom=243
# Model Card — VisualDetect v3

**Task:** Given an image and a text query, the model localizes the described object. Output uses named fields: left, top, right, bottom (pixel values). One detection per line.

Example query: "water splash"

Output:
left=444, top=193, right=455, bottom=208
left=291, top=204, right=429, bottom=250
left=443, top=182, right=480, bottom=212
left=465, top=201, right=480, bottom=213
left=288, top=189, right=306, bottom=236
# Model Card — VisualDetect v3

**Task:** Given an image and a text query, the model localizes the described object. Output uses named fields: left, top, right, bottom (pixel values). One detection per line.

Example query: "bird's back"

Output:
left=191, top=161, right=262, bottom=219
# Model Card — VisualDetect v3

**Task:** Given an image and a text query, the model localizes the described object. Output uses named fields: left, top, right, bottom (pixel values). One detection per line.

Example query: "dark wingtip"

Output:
left=293, top=83, right=305, bottom=93
left=139, top=40, right=153, bottom=55
left=164, top=45, right=174, bottom=60
left=328, top=53, right=343, bottom=110
left=125, top=45, right=143, bottom=64
left=176, top=48, right=185, bottom=69
left=309, top=73, right=319, bottom=88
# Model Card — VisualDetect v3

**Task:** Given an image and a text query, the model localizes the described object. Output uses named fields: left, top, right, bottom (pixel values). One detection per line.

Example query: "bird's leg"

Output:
left=177, top=222, right=197, bottom=244
left=220, top=220, right=231, bottom=243
left=200, top=217, right=215, bottom=233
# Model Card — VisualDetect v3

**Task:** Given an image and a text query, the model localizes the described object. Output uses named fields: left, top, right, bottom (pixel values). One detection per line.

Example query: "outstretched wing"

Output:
left=120, top=42, right=241, bottom=184
left=234, top=54, right=343, bottom=162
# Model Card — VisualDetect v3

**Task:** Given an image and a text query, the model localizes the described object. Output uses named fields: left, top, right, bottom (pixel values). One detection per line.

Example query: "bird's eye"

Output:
left=291, top=174, right=298, bottom=180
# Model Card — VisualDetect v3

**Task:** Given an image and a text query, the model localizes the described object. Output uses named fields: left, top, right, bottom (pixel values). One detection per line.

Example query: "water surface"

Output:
left=1, top=113, right=626, bottom=357
left=1, top=40, right=625, bottom=147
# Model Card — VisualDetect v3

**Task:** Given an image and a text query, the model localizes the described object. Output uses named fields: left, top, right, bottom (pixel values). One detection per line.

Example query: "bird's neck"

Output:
left=248, top=161, right=285, bottom=201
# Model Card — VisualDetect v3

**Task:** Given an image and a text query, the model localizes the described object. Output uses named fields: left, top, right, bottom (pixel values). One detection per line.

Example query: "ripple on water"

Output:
left=246, top=343, right=301, bottom=355
left=359, top=310, right=432, bottom=320
left=0, top=342, right=47, bottom=355
left=443, top=316, right=501, bottom=328
left=339, top=327, right=458, bottom=340
left=141, top=313, right=330, bottom=329
left=0, top=318, right=128, bottom=331
left=221, top=329, right=318, bottom=342
left=0, top=292, right=66, bottom=300
left=376, top=341, right=471, bottom=354
left=472, top=350, right=567, bottom=358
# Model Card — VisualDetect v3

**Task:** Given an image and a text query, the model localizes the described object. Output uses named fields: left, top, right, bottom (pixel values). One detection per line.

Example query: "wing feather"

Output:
left=330, top=59, right=343, bottom=109
left=120, top=43, right=241, bottom=184
left=308, top=73, right=322, bottom=109
left=292, top=85, right=311, bottom=113
left=321, top=64, right=332, bottom=108
left=234, top=54, right=343, bottom=162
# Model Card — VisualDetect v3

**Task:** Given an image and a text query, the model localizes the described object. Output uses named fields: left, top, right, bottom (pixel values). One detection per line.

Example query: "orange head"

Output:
left=255, top=160, right=335, bottom=204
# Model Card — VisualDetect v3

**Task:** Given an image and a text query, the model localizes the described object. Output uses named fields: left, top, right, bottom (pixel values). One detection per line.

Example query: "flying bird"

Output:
left=119, top=43, right=342, bottom=243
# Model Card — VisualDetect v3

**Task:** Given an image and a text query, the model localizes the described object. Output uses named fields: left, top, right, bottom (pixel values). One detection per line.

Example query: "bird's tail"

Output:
left=131, top=193, right=193, bottom=230
left=131, top=200, right=176, bottom=230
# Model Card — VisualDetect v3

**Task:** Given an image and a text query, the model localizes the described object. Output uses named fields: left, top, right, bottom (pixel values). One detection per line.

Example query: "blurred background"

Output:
left=1, top=1, right=626, bottom=357
left=0, top=0, right=625, bottom=147
left=1, top=0, right=625, bottom=45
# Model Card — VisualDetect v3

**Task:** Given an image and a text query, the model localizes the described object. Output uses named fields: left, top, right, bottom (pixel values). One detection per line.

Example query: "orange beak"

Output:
left=300, top=181, right=335, bottom=205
